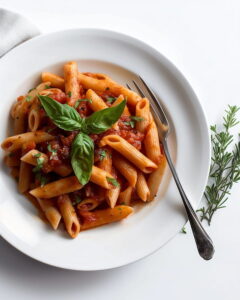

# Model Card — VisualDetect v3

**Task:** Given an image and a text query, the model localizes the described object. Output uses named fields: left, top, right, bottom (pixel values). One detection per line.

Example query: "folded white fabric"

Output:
left=0, top=8, right=40, bottom=57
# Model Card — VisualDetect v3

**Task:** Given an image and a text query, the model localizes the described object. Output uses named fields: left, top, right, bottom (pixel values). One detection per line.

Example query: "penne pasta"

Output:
left=86, top=89, right=108, bottom=111
left=57, top=194, right=80, bottom=238
left=64, top=61, right=80, bottom=106
left=21, top=149, right=72, bottom=177
left=30, top=176, right=82, bottom=198
left=29, top=165, right=115, bottom=198
left=147, top=155, right=167, bottom=201
left=135, top=98, right=150, bottom=133
left=77, top=198, right=100, bottom=211
left=136, top=171, right=150, bottom=202
left=37, top=198, right=61, bottom=230
left=18, top=161, right=32, bottom=193
left=1, top=131, right=54, bottom=152
left=80, top=205, right=133, bottom=230
left=112, top=152, right=137, bottom=187
left=78, top=73, right=141, bottom=106
left=106, top=184, right=121, bottom=208
left=144, top=120, right=162, bottom=165
left=90, top=166, right=114, bottom=189
left=99, top=135, right=158, bottom=173
left=97, top=147, right=112, bottom=173
left=41, top=72, right=65, bottom=90
left=118, top=186, right=133, bottom=206
left=28, top=100, right=41, bottom=132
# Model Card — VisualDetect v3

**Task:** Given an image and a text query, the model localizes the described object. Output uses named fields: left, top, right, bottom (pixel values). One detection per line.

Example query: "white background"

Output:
left=0, top=0, right=240, bottom=299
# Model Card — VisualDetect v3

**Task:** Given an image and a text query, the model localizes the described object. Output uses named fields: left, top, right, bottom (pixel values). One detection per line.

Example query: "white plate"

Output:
left=0, top=29, right=210, bottom=271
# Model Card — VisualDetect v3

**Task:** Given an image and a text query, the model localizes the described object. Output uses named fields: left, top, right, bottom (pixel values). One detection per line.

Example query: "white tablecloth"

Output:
left=0, top=1, right=239, bottom=299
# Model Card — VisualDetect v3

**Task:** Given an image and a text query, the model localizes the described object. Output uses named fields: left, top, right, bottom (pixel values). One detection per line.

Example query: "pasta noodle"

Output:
left=1, top=131, right=54, bottom=152
left=86, top=89, right=108, bottom=111
left=106, top=184, right=121, bottom=208
left=64, top=61, right=80, bottom=106
left=144, top=120, right=162, bottom=165
left=136, top=171, right=150, bottom=202
left=57, top=194, right=80, bottom=238
left=80, top=206, right=133, bottom=230
left=135, top=98, right=150, bottom=133
left=41, top=72, right=65, bottom=89
left=147, top=155, right=167, bottom=201
left=112, top=152, right=137, bottom=187
left=37, top=198, right=61, bottom=230
left=118, top=186, right=133, bottom=206
left=99, top=135, right=158, bottom=173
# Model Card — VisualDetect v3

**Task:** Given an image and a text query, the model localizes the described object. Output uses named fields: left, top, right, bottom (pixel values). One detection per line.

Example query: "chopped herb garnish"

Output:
left=99, top=149, right=107, bottom=161
left=67, top=91, right=72, bottom=97
left=107, top=177, right=120, bottom=187
left=33, top=153, right=41, bottom=158
left=25, top=95, right=32, bottom=102
left=33, top=157, right=44, bottom=172
left=28, top=88, right=35, bottom=93
left=47, top=144, right=57, bottom=154
left=181, top=227, right=187, bottom=234
left=124, top=116, right=144, bottom=128
left=44, top=84, right=51, bottom=89
left=47, top=144, right=57, bottom=159
left=72, top=196, right=82, bottom=206
left=105, top=87, right=110, bottom=91
left=74, top=98, right=93, bottom=109
left=124, top=121, right=135, bottom=128
left=106, top=97, right=116, bottom=104
left=130, top=116, right=144, bottom=122
left=35, top=172, right=48, bottom=187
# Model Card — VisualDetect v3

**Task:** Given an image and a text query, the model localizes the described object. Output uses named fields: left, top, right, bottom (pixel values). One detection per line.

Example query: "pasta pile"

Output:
left=1, top=61, right=166, bottom=238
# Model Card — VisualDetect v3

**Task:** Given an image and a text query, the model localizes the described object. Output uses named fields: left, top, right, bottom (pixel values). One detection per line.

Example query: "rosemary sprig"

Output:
left=197, top=105, right=240, bottom=225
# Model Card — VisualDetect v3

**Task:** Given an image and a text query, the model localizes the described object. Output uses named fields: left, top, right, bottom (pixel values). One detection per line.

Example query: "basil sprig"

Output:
left=38, top=95, right=126, bottom=185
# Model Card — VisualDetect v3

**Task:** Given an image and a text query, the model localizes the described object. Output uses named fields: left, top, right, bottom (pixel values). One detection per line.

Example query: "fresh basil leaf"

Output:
left=38, top=95, right=83, bottom=131
left=67, top=91, right=72, bottom=97
left=71, top=132, right=94, bottom=185
left=83, top=100, right=126, bottom=134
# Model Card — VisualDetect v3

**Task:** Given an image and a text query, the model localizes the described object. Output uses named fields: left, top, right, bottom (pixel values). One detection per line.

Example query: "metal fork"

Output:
left=127, top=77, right=214, bottom=260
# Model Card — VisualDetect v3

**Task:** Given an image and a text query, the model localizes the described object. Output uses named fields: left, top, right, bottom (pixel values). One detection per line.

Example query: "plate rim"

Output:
left=0, top=28, right=211, bottom=271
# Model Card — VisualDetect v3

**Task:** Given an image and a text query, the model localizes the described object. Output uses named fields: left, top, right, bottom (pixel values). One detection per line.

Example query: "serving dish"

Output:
left=0, top=28, right=210, bottom=270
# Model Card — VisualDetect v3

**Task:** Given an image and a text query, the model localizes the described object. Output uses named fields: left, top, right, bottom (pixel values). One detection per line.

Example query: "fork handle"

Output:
left=162, top=138, right=215, bottom=260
